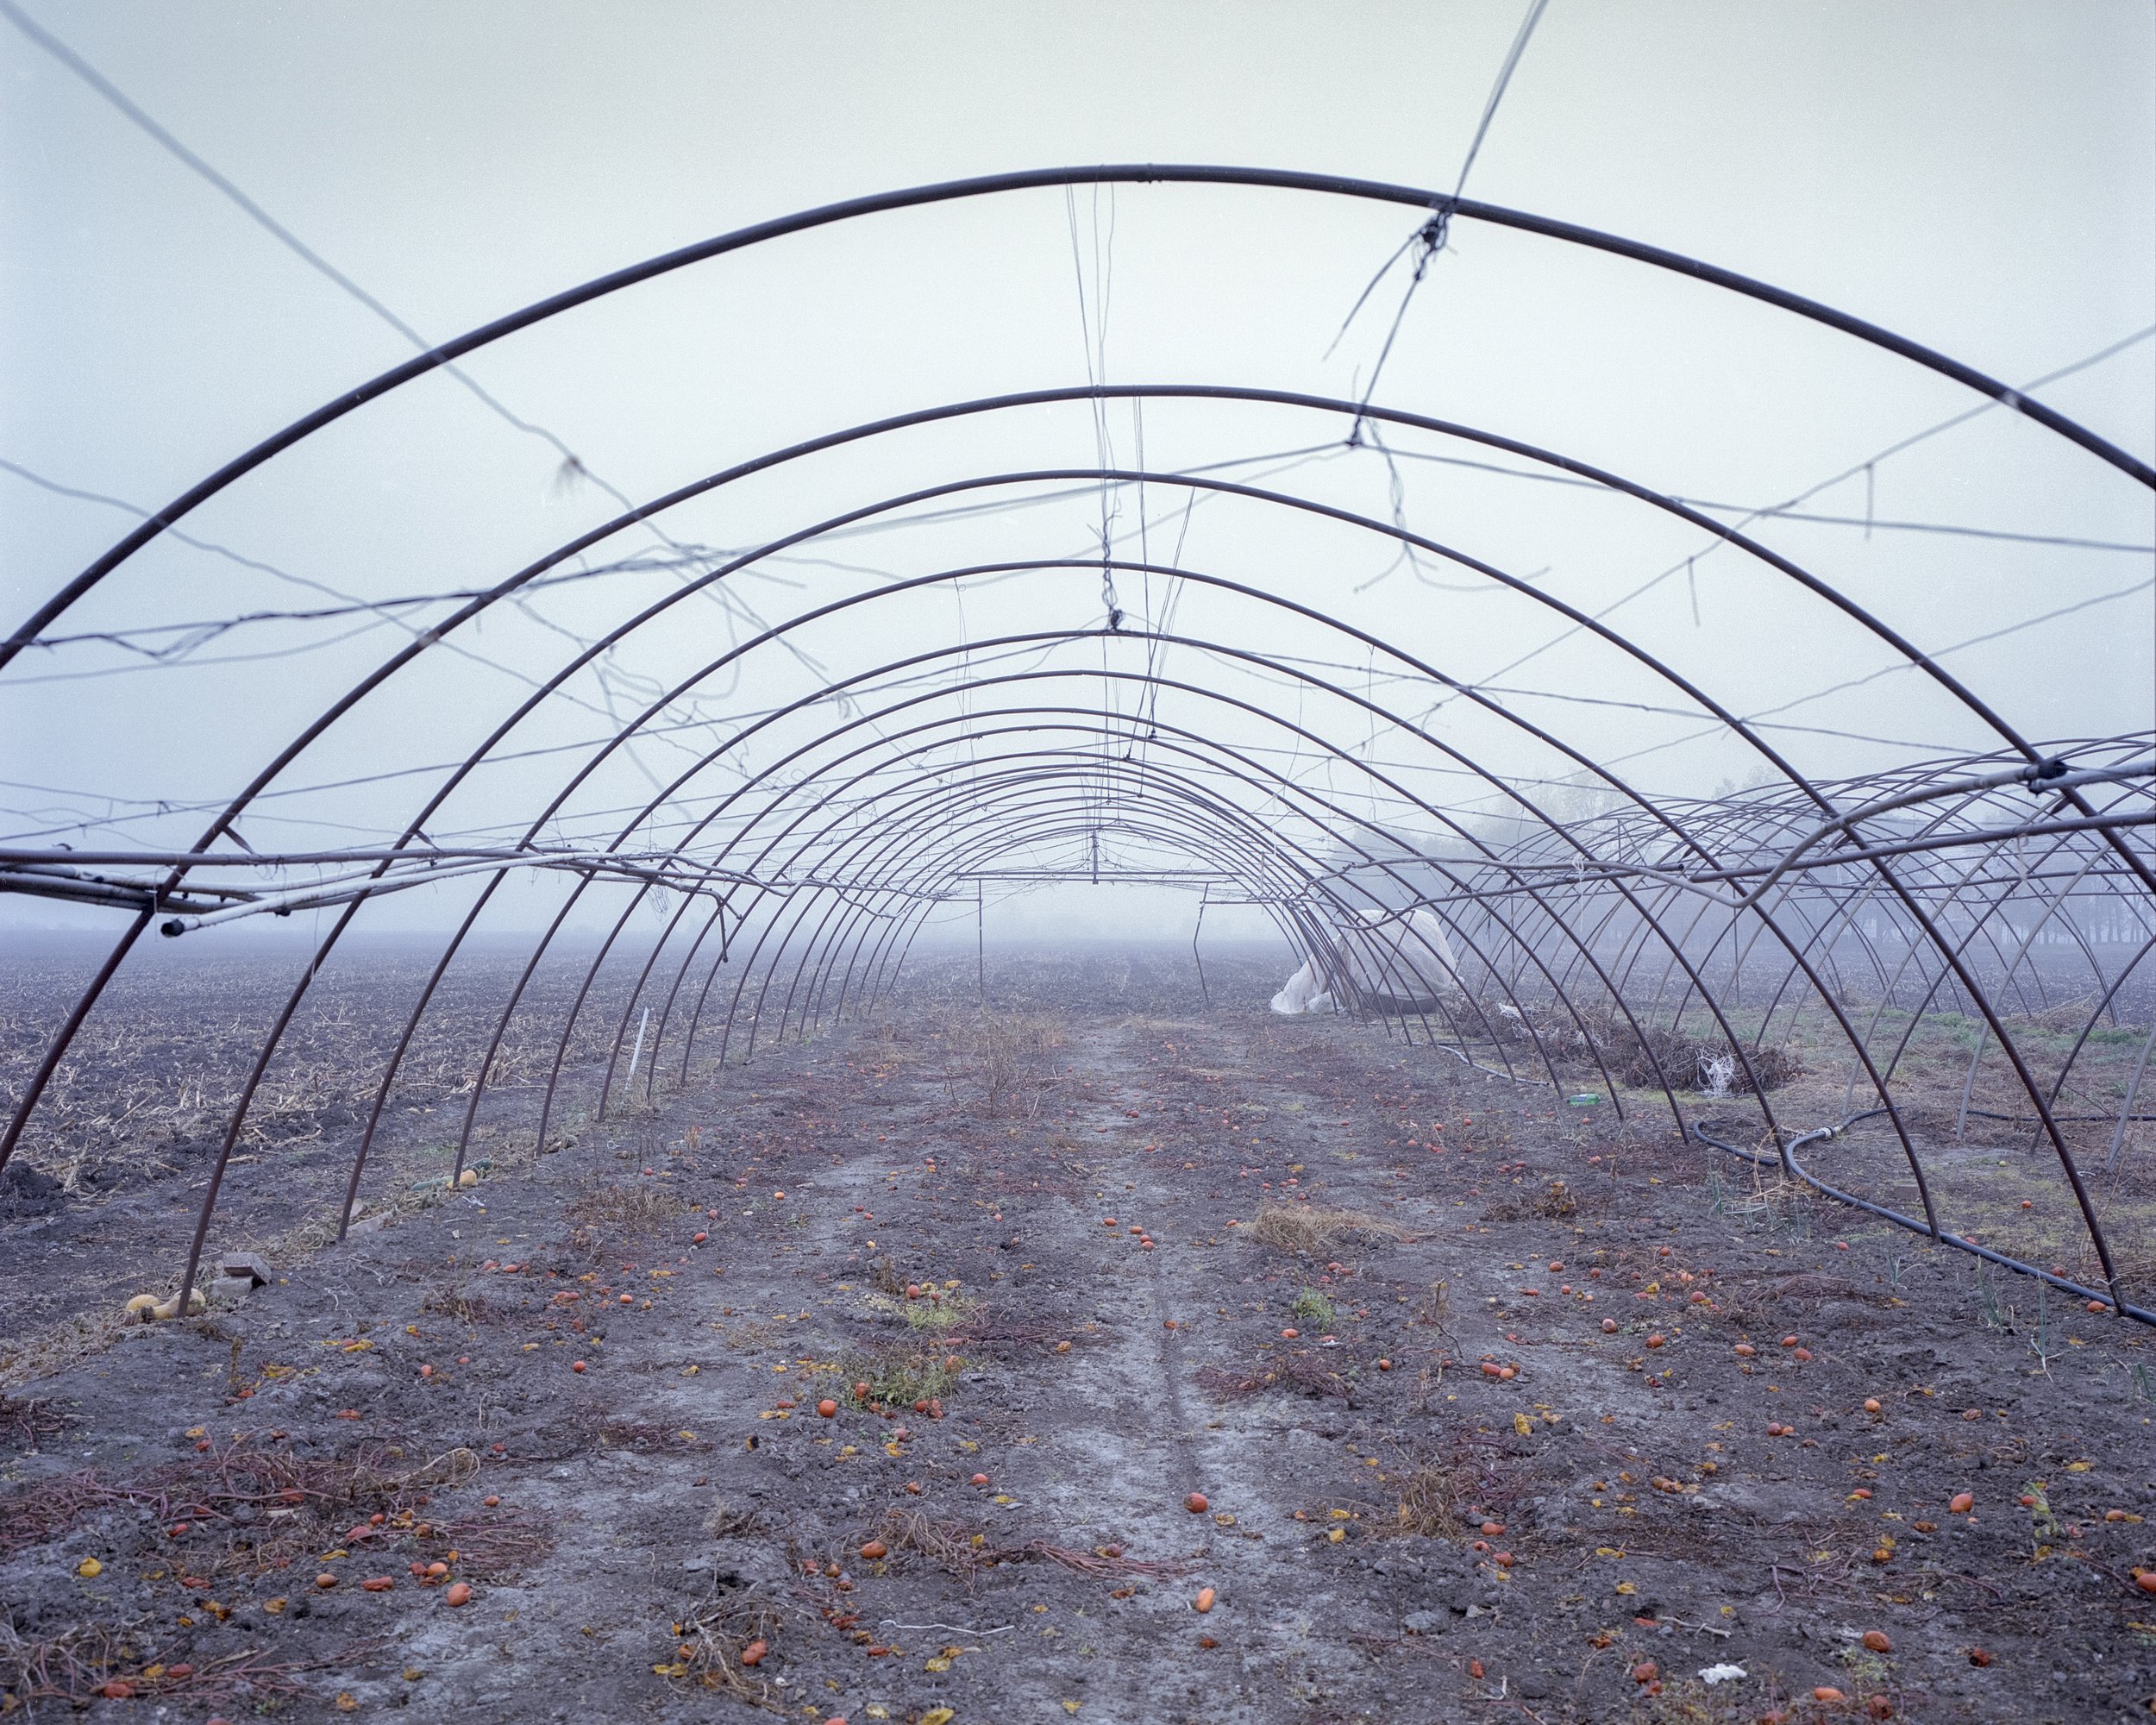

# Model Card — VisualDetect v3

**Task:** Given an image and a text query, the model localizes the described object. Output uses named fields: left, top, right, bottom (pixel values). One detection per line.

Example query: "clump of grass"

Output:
left=856, top=1509, right=1194, bottom=1588
left=870, top=1508, right=987, bottom=1578
left=1566, top=1006, right=1803, bottom=1097
left=419, top=1282, right=495, bottom=1325
left=869, top=1257, right=909, bottom=1298
left=1450, top=1110, right=1515, bottom=1152
left=1385, top=1441, right=1511, bottom=1541
left=2017, top=1477, right=2059, bottom=1549
left=1390, top=1461, right=1470, bottom=1539
left=902, top=1288, right=976, bottom=1331
left=1483, top=1179, right=1578, bottom=1221
left=662, top=1588, right=787, bottom=1702
left=838, top=1343, right=962, bottom=1409
left=0, top=1433, right=479, bottom=1567
left=925, top=1311, right=1066, bottom=1358
left=564, top=1181, right=691, bottom=1233
left=863, top=1279, right=978, bottom=1331
left=1290, top=1287, right=1337, bottom=1328
left=1246, top=1201, right=1405, bottom=1255
left=0, top=1618, right=186, bottom=1711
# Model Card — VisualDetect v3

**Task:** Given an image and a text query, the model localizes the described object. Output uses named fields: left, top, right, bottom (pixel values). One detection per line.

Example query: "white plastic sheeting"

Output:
left=1271, top=905, right=1466, bottom=1017
left=1269, top=960, right=1336, bottom=1016
left=1400, top=907, right=1462, bottom=988
left=1343, top=905, right=1468, bottom=1001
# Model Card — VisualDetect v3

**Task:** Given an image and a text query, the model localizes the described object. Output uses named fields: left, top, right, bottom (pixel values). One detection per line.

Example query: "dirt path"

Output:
left=5, top=954, right=2154, bottom=1723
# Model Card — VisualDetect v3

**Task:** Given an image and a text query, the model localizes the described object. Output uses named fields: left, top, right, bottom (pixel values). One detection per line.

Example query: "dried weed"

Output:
left=1245, top=1201, right=1405, bottom=1255
left=662, top=1587, right=789, bottom=1706
left=565, top=1181, right=692, bottom=1233
left=837, top=1342, right=962, bottom=1410
left=1195, top=1354, right=1352, bottom=1402
left=1483, top=1178, right=1579, bottom=1221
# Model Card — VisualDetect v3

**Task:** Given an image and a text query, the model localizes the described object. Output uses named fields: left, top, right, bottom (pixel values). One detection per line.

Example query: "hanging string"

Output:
left=1336, top=0, right=1552, bottom=440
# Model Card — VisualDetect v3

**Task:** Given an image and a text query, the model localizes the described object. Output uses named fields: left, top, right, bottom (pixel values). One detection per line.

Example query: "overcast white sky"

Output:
left=5, top=2, right=2147, bottom=462
left=3, top=2, right=2151, bottom=944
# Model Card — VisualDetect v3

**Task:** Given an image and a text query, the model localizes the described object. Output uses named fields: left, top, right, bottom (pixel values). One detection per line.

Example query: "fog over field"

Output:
left=2, top=8, right=2153, bottom=1723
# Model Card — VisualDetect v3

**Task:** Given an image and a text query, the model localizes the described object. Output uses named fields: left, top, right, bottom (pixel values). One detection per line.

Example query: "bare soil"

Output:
left=4, top=945, right=2155, bottom=1724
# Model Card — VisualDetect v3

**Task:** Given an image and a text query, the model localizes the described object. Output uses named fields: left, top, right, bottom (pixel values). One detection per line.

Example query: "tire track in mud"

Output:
left=1125, top=1011, right=1442, bottom=1716
left=958, top=1017, right=1225, bottom=1722
left=1019, top=1010, right=1447, bottom=1718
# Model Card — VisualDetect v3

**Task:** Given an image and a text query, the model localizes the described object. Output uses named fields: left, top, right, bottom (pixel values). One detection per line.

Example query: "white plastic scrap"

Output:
left=1697, top=1664, right=1747, bottom=1686
left=1269, top=961, right=1335, bottom=1016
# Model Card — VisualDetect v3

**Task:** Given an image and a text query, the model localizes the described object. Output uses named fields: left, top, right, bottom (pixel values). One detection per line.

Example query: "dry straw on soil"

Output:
left=872, top=1507, right=987, bottom=1578
left=0, top=1617, right=386, bottom=1713
left=1244, top=1201, right=1405, bottom=1254
left=661, top=1588, right=789, bottom=1703
left=1385, top=1441, right=1515, bottom=1542
left=1195, top=1355, right=1352, bottom=1402
left=1482, top=1178, right=1579, bottom=1221
left=565, top=1181, right=693, bottom=1233
left=1390, top=1461, right=1471, bottom=1540
left=862, top=1508, right=1196, bottom=1586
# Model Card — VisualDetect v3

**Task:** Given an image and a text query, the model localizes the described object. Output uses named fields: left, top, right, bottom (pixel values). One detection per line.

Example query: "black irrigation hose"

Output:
left=1689, top=1115, right=2153, bottom=1327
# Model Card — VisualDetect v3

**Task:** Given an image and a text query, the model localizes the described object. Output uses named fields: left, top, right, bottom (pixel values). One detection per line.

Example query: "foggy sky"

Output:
left=3, top=1, right=2151, bottom=944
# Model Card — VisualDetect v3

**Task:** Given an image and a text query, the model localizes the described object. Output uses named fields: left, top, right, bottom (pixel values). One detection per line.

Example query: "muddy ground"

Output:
left=3, top=946, right=2154, bottom=1724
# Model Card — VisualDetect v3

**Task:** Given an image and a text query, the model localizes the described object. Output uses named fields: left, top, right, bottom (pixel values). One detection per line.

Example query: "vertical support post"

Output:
left=1193, top=885, right=1210, bottom=1006
left=976, top=880, right=986, bottom=1001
